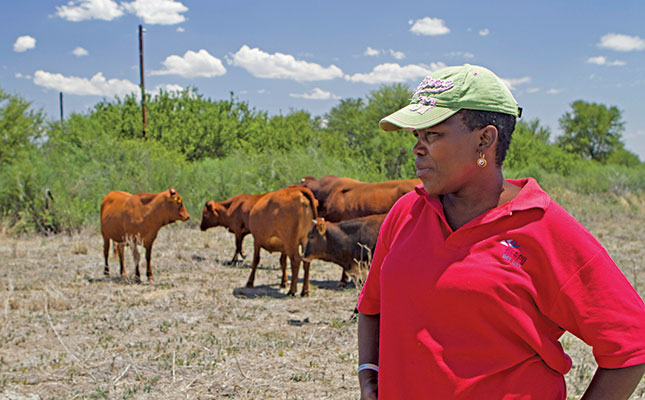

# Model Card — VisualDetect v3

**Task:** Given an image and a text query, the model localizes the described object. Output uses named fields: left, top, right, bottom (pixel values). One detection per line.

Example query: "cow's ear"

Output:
left=208, top=201, right=216, bottom=212
left=169, top=188, right=177, bottom=196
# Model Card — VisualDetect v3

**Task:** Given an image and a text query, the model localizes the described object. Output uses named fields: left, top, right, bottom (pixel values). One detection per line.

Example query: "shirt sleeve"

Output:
left=356, top=193, right=415, bottom=315
left=547, top=247, right=645, bottom=369
left=356, top=213, right=391, bottom=315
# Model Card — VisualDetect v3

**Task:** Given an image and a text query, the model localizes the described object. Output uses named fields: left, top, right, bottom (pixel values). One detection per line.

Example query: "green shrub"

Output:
left=505, top=120, right=580, bottom=175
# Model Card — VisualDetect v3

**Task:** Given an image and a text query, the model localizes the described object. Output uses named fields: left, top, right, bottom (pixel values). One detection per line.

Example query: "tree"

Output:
left=323, top=84, right=417, bottom=179
left=557, top=100, right=625, bottom=162
left=0, top=88, right=44, bottom=165
left=605, top=148, right=641, bottom=167
left=365, top=83, right=412, bottom=124
left=505, top=119, right=578, bottom=175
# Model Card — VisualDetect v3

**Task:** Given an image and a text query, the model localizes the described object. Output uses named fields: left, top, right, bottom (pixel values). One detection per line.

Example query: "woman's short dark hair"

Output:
left=458, top=109, right=516, bottom=167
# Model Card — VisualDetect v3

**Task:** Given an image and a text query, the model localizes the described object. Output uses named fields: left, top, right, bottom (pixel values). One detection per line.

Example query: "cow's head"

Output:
left=165, top=187, right=190, bottom=222
left=200, top=200, right=221, bottom=231
left=301, top=217, right=327, bottom=261
left=299, top=176, right=319, bottom=190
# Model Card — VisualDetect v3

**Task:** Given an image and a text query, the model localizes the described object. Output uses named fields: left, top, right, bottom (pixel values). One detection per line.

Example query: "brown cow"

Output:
left=200, top=193, right=266, bottom=264
left=301, top=214, right=386, bottom=287
left=300, top=175, right=421, bottom=222
left=247, top=186, right=318, bottom=296
left=100, top=188, right=190, bottom=282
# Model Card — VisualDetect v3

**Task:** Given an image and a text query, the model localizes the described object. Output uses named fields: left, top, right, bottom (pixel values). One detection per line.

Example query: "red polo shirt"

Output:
left=358, top=178, right=645, bottom=399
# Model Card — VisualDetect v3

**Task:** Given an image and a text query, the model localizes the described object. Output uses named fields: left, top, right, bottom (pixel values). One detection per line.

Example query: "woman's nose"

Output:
left=413, top=139, right=425, bottom=156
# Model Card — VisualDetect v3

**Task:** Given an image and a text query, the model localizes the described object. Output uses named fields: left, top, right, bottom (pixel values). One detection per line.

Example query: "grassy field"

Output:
left=1, top=190, right=644, bottom=399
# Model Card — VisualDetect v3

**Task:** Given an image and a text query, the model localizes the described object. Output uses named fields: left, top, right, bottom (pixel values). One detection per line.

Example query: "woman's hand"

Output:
left=359, top=370, right=378, bottom=399
left=358, top=312, right=380, bottom=399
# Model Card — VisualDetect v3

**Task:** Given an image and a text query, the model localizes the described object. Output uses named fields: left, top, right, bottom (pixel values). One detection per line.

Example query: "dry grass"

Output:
left=0, top=193, right=644, bottom=399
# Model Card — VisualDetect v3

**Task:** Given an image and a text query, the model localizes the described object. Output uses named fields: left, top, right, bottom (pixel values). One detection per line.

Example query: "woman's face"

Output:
left=412, top=114, right=482, bottom=196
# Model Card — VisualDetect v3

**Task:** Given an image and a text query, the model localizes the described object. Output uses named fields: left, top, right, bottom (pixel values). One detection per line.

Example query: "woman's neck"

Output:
left=440, top=171, right=507, bottom=231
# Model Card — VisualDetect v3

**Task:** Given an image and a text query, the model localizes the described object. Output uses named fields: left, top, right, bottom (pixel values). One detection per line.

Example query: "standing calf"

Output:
left=247, top=186, right=318, bottom=296
left=301, top=214, right=386, bottom=287
left=200, top=193, right=266, bottom=264
left=100, top=188, right=190, bottom=282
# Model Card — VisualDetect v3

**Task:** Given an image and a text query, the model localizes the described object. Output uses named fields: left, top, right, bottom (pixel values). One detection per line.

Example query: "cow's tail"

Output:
left=298, top=187, right=318, bottom=219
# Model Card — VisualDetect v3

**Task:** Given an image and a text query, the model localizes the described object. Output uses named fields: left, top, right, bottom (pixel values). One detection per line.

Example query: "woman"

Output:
left=357, top=64, right=645, bottom=399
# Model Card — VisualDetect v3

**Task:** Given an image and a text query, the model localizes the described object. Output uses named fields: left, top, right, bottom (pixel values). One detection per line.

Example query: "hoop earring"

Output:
left=477, top=153, right=487, bottom=168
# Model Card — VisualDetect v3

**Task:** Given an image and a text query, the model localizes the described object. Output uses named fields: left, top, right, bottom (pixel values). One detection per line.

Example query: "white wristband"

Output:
left=357, top=363, right=379, bottom=373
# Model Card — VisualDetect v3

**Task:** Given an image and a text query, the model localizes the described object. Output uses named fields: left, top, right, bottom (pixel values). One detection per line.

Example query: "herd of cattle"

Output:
left=99, top=175, right=421, bottom=296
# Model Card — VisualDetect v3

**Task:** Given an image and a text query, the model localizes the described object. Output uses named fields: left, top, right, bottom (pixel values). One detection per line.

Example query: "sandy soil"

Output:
left=1, top=198, right=644, bottom=399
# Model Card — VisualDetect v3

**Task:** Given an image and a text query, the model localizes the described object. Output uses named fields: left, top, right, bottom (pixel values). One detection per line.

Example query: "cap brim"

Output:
left=379, top=104, right=460, bottom=132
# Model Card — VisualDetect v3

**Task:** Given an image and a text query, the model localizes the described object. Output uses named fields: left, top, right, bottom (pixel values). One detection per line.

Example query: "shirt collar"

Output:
left=414, top=177, right=550, bottom=225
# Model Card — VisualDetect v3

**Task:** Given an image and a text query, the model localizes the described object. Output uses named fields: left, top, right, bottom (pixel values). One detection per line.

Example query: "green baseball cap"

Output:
left=380, top=64, right=521, bottom=132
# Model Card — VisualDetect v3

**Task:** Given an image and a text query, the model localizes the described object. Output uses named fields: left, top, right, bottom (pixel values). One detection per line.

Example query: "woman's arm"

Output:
left=582, top=363, right=645, bottom=400
left=358, top=312, right=380, bottom=400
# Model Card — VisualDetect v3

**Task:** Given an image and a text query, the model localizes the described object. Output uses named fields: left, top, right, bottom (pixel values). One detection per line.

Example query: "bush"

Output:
left=605, top=148, right=642, bottom=167
left=505, top=119, right=580, bottom=175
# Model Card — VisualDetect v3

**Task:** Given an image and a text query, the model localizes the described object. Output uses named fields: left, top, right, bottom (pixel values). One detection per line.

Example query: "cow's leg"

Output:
left=338, top=270, right=349, bottom=288
left=239, top=233, right=248, bottom=259
left=116, top=242, right=126, bottom=276
left=279, top=253, right=288, bottom=288
left=301, top=260, right=311, bottom=297
left=246, top=245, right=261, bottom=288
left=103, top=237, right=110, bottom=275
left=131, top=243, right=141, bottom=280
left=231, top=233, right=244, bottom=264
left=287, top=255, right=300, bottom=296
left=144, top=242, right=154, bottom=283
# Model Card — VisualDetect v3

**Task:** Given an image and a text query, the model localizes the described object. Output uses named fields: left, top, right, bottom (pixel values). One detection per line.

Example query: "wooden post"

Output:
left=139, top=24, right=148, bottom=139
left=59, top=92, right=64, bottom=123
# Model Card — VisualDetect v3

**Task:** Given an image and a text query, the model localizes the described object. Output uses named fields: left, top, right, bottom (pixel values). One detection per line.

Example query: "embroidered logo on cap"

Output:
left=409, top=76, right=454, bottom=114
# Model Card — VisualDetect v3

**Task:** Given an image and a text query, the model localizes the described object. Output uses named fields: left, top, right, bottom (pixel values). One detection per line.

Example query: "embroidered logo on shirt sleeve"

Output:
left=500, top=239, right=528, bottom=267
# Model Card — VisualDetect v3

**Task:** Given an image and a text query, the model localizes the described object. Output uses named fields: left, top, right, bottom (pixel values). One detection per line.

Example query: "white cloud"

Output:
left=500, top=76, right=531, bottom=91
left=72, top=47, right=89, bottom=57
left=586, top=56, right=626, bottom=66
left=13, top=36, right=36, bottom=52
left=409, top=17, right=450, bottom=36
left=526, top=88, right=540, bottom=93
left=389, top=49, right=406, bottom=60
left=55, top=0, right=188, bottom=24
left=598, top=33, right=645, bottom=52
left=546, top=88, right=563, bottom=95
left=447, top=51, right=474, bottom=59
left=289, top=88, right=339, bottom=100
left=151, top=49, right=226, bottom=78
left=228, top=45, right=344, bottom=82
left=121, top=0, right=188, bottom=25
left=176, top=26, right=184, bottom=32
left=55, top=0, right=124, bottom=21
left=33, top=70, right=139, bottom=97
left=479, top=29, right=489, bottom=36
left=364, top=47, right=380, bottom=56
left=363, top=47, right=405, bottom=60
left=15, top=72, right=32, bottom=79
left=346, top=62, right=446, bottom=84
left=155, top=83, right=184, bottom=93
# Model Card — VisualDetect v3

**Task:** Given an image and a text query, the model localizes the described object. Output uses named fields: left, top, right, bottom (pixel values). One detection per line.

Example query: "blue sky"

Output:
left=2, top=0, right=645, bottom=159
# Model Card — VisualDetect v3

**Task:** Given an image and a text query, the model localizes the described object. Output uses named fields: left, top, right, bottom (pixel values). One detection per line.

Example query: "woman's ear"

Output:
left=477, top=125, right=499, bottom=153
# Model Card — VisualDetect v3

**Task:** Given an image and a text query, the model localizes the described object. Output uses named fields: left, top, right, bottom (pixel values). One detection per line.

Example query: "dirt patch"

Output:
left=0, top=209, right=644, bottom=399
